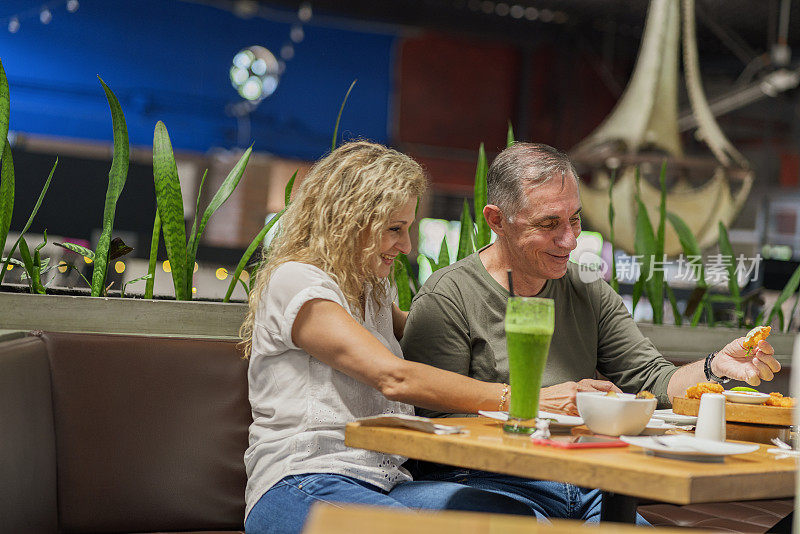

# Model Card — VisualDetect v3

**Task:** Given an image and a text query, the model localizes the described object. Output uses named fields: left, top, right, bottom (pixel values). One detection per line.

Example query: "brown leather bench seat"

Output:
left=0, top=331, right=248, bottom=534
left=0, top=330, right=792, bottom=533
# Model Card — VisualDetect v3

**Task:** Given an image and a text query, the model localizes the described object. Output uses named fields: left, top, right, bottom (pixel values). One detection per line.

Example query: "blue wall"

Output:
left=0, top=0, right=396, bottom=160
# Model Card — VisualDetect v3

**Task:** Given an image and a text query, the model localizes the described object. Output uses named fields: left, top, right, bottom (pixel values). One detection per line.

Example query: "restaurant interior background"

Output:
left=2, top=0, right=800, bottom=322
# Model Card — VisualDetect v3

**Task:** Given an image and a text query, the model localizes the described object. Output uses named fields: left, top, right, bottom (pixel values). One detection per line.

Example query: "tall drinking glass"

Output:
left=503, top=297, right=555, bottom=434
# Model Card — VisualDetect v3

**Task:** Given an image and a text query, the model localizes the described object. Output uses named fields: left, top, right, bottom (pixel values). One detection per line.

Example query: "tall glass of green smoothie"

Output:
left=503, top=296, right=555, bottom=434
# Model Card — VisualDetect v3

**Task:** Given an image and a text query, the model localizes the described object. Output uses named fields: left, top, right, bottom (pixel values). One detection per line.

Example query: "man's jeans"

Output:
left=245, top=473, right=533, bottom=534
left=416, top=468, right=651, bottom=525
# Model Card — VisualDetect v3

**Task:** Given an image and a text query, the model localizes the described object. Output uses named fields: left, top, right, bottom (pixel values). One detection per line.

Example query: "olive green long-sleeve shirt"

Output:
left=401, top=252, right=678, bottom=417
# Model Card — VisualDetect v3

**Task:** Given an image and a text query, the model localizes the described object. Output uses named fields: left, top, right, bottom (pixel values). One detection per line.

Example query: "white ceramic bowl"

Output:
left=576, top=392, right=657, bottom=436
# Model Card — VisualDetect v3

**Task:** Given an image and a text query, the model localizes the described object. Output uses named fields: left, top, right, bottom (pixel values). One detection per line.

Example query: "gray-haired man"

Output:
left=400, top=142, right=778, bottom=522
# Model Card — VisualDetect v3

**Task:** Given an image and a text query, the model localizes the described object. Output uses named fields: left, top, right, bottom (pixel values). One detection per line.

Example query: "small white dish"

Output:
left=723, top=390, right=770, bottom=405
left=651, top=409, right=698, bottom=425
left=620, top=435, right=759, bottom=462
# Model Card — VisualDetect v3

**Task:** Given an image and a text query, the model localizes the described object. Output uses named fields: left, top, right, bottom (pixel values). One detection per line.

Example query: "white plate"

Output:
left=723, top=390, right=770, bottom=405
left=651, top=409, right=698, bottom=425
left=620, top=435, right=759, bottom=462
left=478, top=410, right=583, bottom=429
left=638, top=419, right=681, bottom=435
left=479, top=411, right=679, bottom=435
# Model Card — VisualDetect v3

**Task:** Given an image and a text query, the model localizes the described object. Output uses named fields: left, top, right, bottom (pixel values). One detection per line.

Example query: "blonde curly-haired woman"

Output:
left=241, top=142, right=528, bottom=534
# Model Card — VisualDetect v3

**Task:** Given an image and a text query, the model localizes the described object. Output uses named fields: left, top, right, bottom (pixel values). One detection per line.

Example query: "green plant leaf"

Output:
left=54, top=241, right=96, bottom=260
left=766, top=261, right=800, bottom=328
left=18, top=236, right=44, bottom=294
left=145, top=209, right=160, bottom=299
left=457, top=198, right=475, bottom=260
left=717, top=222, right=742, bottom=326
left=665, top=283, right=682, bottom=326
left=394, top=255, right=412, bottom=311
left=506, top=120, right=515, bottom=147
left=667, top=211, right=706, bottom=287
left=187, top=146, right=252, bottom=297
left=285, top=169, right=297, bottom=207
left=0, top=139, right=15, bottom=264
left=0, top=256, right=24, bottom=268
left=152, top=121, right=187, bottom=300
left=423, top=254, right=441, bottom=273
left=0, top=158, right=56, bottom=285
left=474, top=143, right=490, bottom=248
left=332, top=79, right=357, bottom=151
left=90, top=77, right=130, bottom=297
left=437, top=235, right=450, bottom=268
left=607, top=169, right=618, bottom=293
left=399, top=252, right=419, bottom=292
left=632, top=170, right=658, bottom=320
left=0, top=59, right=9, bottom=164
left=121, top=273, right=153, bottom=299
left=223, top=207, right=286, bottom=302
left=186, top=168, right=208, bottom=269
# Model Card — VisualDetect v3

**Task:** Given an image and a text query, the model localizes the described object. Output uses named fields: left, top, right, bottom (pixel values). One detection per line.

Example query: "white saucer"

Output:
left=723, top=390, right=770, bottom=405
left=478, top=410, right=583, bottom=431
left=651, top=409, right=698, bottom=425
left=620, top=435, right=759, bottom=462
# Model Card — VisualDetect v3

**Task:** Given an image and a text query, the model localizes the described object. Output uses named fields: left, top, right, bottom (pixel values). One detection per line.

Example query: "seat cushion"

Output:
left=40, top=331, right=249, bottom=533
left=638, top=499, right=794, bottom=533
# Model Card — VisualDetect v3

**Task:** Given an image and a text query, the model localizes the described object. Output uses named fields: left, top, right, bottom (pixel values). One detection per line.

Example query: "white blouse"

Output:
left=244, top=262, right=413, bottom=520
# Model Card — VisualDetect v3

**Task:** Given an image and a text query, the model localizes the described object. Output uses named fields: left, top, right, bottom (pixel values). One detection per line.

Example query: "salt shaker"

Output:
left=695, top=393, right=726, bottom=441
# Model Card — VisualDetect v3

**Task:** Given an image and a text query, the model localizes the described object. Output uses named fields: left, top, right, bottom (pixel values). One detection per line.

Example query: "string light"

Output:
left=3, top=1, right=79, bottom=34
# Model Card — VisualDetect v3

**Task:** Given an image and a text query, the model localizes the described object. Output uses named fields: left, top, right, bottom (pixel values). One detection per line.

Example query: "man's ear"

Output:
left=483, top=204, right=506, bottom=237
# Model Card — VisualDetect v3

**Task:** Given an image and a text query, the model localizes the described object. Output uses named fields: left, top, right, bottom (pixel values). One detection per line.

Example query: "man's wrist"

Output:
left=704, top=352, right=731, bottom=384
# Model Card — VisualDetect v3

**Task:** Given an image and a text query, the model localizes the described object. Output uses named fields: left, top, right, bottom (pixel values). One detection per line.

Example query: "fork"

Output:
left=770, top=437, right=792, bottom=450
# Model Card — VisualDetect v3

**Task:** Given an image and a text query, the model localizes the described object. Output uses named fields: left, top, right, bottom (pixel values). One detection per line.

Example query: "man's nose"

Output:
left=556, top=225, right=579, bottom=251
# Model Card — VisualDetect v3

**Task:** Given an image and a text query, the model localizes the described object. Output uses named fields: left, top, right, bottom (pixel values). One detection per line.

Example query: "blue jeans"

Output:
left=416, top=468, right=651, bottom=525
left=245, top=473, right=534, bottom=534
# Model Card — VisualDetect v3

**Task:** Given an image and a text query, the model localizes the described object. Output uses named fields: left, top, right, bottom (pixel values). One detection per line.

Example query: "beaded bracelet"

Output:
left=499, top=383, right=510, bottom=411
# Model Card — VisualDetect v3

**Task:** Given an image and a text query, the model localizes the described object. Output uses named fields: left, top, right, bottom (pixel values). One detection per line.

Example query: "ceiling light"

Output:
left=230, top=46, right=281, bottom=101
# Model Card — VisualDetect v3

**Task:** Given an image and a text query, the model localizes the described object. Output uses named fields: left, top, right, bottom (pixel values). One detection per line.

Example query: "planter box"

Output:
left=0, top=292, right=247, bottom=339
left=638, top=324, right=795, bottom=366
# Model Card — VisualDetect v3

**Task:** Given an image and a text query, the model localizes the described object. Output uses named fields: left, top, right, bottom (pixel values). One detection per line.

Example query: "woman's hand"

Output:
left=538, top=379, right=622, bottom=415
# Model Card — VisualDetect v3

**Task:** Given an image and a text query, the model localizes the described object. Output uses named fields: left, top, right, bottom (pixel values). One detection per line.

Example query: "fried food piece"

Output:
left=765, top=392, right=795, bottom=408
left=743, top=326, right=771, bottom=351
left=605, top=391, right=619, bottom=398
left=636, top=391, right=655, bottom=399
left=686, top=381, right=724, bottom=399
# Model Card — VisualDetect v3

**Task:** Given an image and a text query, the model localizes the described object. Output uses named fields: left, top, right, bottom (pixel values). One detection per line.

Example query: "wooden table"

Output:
left=345, top=417, right=797, bottom=523
left=303, top=503, right=713, bottom=534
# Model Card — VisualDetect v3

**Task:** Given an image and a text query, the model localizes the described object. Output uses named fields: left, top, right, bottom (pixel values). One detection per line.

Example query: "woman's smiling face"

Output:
left=372, top=198, right=416, bottom=278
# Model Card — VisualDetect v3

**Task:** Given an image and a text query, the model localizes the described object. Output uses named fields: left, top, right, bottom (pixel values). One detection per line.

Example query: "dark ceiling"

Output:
left=254, top=0, right=798, bottom=64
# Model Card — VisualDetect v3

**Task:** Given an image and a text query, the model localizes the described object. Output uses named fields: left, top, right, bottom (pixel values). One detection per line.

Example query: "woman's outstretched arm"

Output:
left=293, top=298, right=505, bottom=414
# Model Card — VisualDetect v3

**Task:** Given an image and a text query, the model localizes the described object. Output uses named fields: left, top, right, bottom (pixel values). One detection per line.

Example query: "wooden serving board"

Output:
left=673, top=396, right=793, bottom=426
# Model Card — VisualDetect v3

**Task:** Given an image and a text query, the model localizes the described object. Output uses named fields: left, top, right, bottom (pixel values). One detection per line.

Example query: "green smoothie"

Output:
left=506, top=324, right=552, bottom=420
left=503, top=297, right=554, bottom=432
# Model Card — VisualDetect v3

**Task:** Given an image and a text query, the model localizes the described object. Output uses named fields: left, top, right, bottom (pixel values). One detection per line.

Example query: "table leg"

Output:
left=600, top=491, right=638, bottom=523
